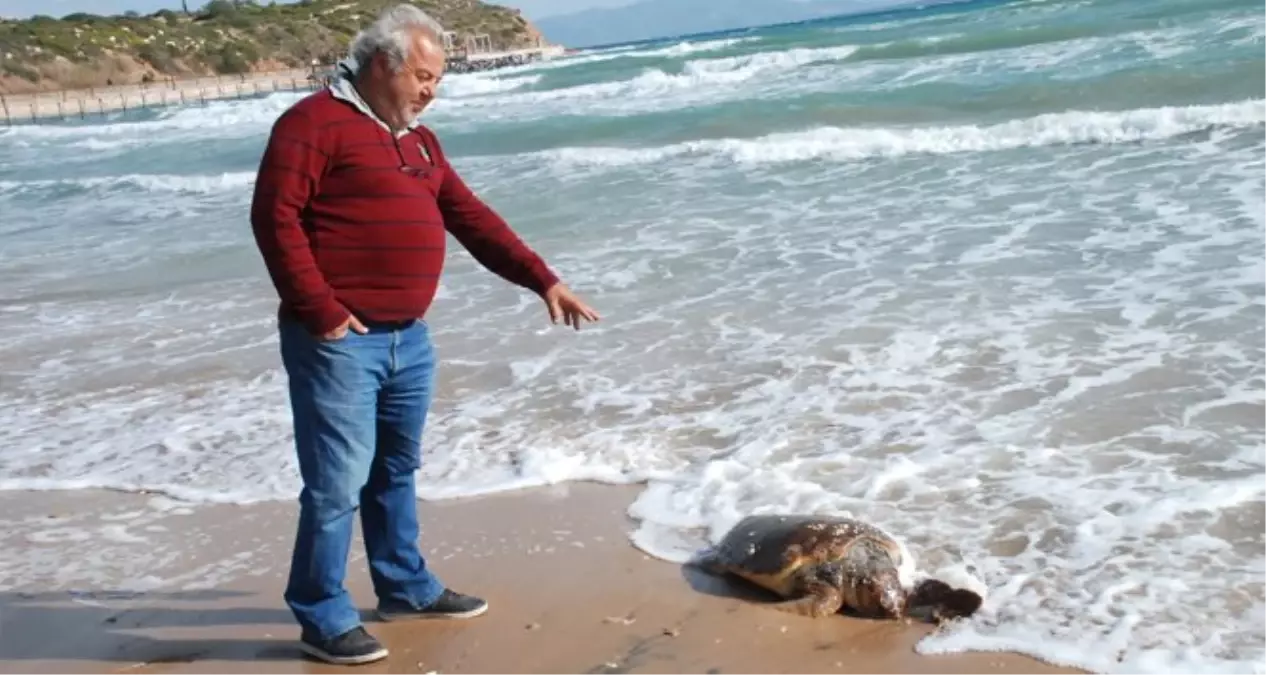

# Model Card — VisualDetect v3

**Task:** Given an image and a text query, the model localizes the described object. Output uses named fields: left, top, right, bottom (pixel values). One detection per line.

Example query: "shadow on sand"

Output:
left=0, top=589, right=348, bottom=665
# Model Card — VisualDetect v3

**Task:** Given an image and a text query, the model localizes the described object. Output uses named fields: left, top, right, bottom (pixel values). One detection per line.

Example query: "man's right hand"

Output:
left=320, top=313, right=368, bottom=341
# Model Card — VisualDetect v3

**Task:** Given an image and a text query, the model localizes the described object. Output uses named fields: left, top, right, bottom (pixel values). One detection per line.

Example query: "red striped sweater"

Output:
left=249, top=88, right=559, bottom=336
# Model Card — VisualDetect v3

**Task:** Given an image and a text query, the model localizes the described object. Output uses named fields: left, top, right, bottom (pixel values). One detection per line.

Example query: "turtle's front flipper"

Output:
left=769, top=582, right=843, bottom=618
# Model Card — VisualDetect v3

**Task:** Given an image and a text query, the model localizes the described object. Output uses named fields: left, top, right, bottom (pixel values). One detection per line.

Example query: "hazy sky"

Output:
left=1, top=0, right=637, bottom=20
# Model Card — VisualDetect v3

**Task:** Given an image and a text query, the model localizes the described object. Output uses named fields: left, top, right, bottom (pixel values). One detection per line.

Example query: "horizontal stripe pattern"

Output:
left=249, top=90, right=559, bottom=336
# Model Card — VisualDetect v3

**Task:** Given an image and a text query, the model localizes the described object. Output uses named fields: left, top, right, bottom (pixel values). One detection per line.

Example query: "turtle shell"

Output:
left=708, top=514, right=903, bottom=596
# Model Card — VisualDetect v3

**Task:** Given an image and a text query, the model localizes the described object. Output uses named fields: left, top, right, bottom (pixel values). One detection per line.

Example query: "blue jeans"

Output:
left=278, top=317, right=445, bottom=640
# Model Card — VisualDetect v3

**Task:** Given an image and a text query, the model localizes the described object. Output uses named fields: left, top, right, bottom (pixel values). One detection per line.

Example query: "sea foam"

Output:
left=0, top=1, right=1262, bottom=673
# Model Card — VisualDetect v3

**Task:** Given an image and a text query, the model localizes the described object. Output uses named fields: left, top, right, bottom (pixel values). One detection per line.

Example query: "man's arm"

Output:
left=249, top=108, right=349, bottom=336
left=428, top=133, right=560, bottom=297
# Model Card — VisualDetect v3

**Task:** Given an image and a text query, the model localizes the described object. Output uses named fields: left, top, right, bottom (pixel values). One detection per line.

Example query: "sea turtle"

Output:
left=688, top=513, right=983, bottom=623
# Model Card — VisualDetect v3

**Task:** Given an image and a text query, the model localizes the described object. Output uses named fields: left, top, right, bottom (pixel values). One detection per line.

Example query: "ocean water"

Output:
left=1, top=0, right=1263, bottom=670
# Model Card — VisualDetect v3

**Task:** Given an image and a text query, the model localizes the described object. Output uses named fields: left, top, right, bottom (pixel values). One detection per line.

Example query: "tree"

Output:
left=201, top=0, right=237, bottom=18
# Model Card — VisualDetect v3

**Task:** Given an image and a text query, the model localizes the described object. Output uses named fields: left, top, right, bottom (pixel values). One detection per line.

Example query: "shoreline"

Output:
left=0, top=69, right=320, bottom=125
left=0, top=45, right=565, bottom=125
left=0, top=482, right=1083, bottom=674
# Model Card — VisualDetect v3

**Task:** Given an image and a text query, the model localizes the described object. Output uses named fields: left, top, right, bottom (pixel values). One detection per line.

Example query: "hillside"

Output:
left=0, top=0, right=548, bottom=94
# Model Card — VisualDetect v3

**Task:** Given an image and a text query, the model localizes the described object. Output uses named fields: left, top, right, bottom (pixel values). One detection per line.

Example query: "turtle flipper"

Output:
left=769, top=582, right=843, bottom=619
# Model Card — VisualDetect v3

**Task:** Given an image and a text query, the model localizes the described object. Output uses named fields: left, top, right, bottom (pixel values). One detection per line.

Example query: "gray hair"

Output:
left=348, top=4, right=446, bottom=72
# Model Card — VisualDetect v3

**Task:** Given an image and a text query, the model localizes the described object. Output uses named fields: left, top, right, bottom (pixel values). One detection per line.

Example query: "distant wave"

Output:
left=533, top=100, right=1266, bottom=168
left=0, top=172, right=255, bottom=198
left=438, top=43, right=860, bottom=110
left=515, top=37, right=760, bottom=72
left=851, top=24, right=1108, bottom=63
left=0, top=93, right=302, bottom=141
left=845, top=10, right=1255, bottom=67
left=440, top=73, right=541, bottom=98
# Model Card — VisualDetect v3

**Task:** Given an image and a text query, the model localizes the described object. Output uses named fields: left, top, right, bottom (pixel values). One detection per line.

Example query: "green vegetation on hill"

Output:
left=0, top=0, right=547, bottom=92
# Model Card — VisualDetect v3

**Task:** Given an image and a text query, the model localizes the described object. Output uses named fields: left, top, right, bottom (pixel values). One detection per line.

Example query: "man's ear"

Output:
left=368, top=52, right=389, bottom=77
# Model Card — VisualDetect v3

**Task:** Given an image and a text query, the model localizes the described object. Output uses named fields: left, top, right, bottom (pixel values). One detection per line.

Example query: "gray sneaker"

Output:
left=376, top=589, right=489, bottom=621
left=299, top=625, right=389, bottom=665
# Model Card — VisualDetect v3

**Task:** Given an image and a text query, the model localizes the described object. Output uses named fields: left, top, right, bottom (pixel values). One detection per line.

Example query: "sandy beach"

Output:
left=0, top=483, right=1083, bottom=674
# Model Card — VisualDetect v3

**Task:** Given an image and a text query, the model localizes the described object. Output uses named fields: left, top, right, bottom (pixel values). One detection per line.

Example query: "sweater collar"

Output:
left=328, top=57, right=419, bottom=138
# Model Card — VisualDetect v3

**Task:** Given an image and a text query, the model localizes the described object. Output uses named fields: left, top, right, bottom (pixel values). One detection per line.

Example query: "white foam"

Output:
left=528, top=99, right=1265, bottom=169
left=496, top=37, right=759, bottom=73
left=0, top=171, right=256, bottom=198
left=430, top=43, right=862, bottom=120
left=0, top=494, right=275, bottom=595
left=0, top=91, right=304, bottom=142
left=0, top=2, right=1262, bottom=672
left=429, top=15, right=1234, bottom=126
left=440, top=73, right=541, bottom=98
left=680, top=44, right=861, bottom=76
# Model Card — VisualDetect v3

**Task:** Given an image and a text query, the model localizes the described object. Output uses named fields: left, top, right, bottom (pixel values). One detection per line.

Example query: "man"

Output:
left=248, top=4, right=600, bottom=666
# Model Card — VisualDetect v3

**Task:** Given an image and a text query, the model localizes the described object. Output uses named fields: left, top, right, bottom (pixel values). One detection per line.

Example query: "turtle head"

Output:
left=905, top=578, right=984, bottom=624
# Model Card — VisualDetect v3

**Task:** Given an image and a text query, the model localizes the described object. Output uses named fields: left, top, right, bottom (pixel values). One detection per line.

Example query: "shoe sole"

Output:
left=375, top=601, right=489, bottom=622
left=298, top=641, right=389, bottom=666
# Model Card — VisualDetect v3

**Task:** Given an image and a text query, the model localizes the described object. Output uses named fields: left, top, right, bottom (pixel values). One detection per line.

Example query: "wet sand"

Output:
left=0, top=483, right=1084, bottom=674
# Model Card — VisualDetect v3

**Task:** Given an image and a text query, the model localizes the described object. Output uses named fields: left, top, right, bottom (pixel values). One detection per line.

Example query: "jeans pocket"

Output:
left=316, top=329, right=352, bottom=344
left=279, top=317, right=356, bottom=355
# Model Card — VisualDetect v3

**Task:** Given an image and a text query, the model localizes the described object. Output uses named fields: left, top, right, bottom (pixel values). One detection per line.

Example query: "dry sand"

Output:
left=0, top=483, right=1084, bottom=674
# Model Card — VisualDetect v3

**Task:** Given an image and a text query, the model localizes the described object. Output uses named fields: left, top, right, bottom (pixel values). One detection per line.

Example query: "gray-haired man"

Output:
left=249, top=4, right=600, bottom=665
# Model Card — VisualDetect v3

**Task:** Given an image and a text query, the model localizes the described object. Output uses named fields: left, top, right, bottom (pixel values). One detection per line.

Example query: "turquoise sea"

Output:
left=0, top=0, right=1263, bottom=671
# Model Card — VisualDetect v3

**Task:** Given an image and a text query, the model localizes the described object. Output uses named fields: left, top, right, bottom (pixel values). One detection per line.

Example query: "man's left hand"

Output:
left=544, top=283, right=600, bottom=330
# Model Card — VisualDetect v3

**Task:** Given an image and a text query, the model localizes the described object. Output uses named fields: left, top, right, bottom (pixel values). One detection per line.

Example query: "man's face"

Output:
left=372, top=29, right=446, bottom=127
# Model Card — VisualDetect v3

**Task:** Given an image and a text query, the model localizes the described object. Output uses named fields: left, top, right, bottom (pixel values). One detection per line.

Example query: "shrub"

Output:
left=1, top=0, right=542, bottom=84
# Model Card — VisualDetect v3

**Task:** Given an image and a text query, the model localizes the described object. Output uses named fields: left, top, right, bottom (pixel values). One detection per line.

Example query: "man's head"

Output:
left=349, top=4, right=447, bottom=130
